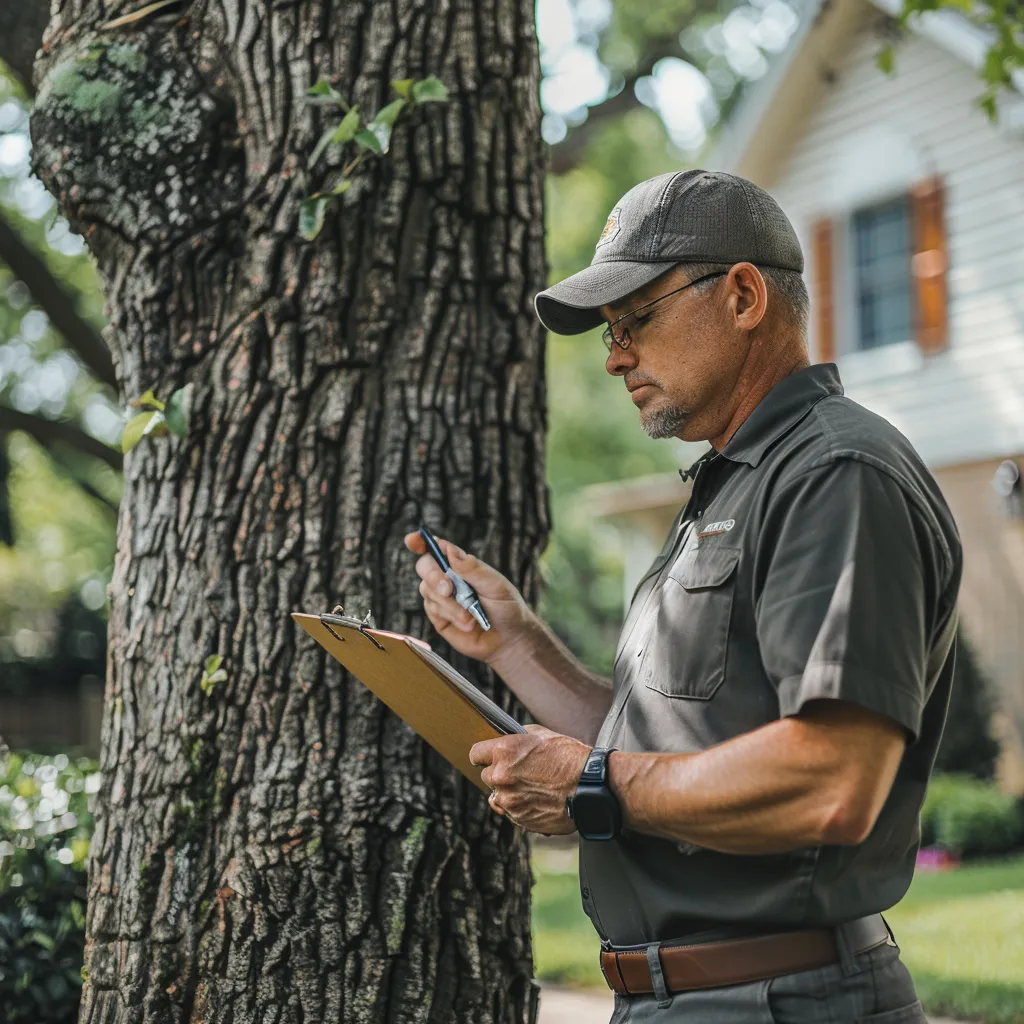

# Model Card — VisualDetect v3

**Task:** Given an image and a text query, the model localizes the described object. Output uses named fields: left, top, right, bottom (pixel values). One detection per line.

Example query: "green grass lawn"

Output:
left=531, top=846, right=1024, bottom=1023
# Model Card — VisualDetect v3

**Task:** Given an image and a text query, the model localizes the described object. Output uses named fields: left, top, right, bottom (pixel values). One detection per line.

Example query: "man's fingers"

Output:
left=404, top=531, right=426, bottom=554
left=470, top=739, right=499, bottom=766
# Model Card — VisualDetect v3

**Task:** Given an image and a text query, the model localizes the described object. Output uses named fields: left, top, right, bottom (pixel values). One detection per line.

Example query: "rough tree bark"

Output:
left=28, top=1, right=548, bottom=1021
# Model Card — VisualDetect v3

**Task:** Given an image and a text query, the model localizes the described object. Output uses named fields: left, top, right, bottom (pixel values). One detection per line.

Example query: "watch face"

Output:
left=572, top=786, right=619, bottom=841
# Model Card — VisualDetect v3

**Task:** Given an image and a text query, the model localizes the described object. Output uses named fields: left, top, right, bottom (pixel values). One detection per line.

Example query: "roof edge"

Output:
left=707, top=0, right=1024, bottom=183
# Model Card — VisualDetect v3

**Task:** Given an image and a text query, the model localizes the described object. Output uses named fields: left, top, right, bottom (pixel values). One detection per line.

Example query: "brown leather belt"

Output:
left=599, top=914, right=893, bottom=996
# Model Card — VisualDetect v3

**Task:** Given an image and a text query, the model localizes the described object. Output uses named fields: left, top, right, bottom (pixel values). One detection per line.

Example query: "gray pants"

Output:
left=607, top=932, right=926, bottom=1023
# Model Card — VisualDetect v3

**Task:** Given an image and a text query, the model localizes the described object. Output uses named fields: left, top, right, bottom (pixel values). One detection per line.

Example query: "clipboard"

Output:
left=292, top=611, right=525, bottom=794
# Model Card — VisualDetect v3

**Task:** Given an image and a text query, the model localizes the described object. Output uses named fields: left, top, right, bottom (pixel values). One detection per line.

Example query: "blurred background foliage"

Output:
left=0, top=751, right=98, bottom=1023
left=0, top=67, right=118, bottom=712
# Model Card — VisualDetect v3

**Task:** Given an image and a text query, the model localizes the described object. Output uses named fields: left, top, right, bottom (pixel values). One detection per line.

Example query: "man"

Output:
left=405, top=170, right=961, bottom=1023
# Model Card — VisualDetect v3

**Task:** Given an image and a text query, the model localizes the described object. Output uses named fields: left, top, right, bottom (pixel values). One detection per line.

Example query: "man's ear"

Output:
left=729, top=263, right=768, bottom=331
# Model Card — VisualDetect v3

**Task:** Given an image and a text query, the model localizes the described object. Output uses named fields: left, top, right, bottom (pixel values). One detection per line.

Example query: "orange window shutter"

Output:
left=911, top=176, right=949, bottom=353
left=811, top=217, right=836, bottom=363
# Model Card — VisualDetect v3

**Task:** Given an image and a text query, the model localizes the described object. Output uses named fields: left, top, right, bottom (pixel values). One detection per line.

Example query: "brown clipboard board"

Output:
left=292, top=611, right=516, bottom=794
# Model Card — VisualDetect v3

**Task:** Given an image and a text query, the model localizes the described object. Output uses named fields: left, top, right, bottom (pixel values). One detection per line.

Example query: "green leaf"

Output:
left=364, top=100, right=406, bottom=153
left=299, top=196, right=332, bottom=241
left=354, top=128, right=383, bottom=154
left=308, top=127, right=333, bottom=170
left=200, top=655, right=227, bottom=697
left=305, top=79, right=348, bottom=109
left=877, top=45, right=894, bottom=76
left=331, top=178, right=353, bottom=196
left=391, top=78, right=414, bottom=99
left=411, top=77, right=449, bottom=103
left=27, top=929, right=56, bottom=952
left=373, top=98, right=406, bottom=127
left=134, top=389, right=165, bottom=411
left=331, top=106, right=361, bottom=144
left=310, top=107, right=362, bottom=167
left=164, top=383, right=192, bottom=437
left=142, top=410, right=167, bottom=439
left=122, top=412, right=155, bottom=453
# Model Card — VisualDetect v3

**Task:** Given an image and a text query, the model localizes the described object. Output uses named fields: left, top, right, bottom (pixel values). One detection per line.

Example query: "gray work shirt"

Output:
left=580, top=363, right=962, bottom=948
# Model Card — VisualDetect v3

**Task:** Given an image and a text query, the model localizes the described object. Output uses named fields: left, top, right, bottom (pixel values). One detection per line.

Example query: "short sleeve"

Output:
left=755, top=459, right=942, bottom=742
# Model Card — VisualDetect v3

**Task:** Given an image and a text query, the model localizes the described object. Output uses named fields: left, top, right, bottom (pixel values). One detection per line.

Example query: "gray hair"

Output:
left=679, top=261, right=809, bottom=337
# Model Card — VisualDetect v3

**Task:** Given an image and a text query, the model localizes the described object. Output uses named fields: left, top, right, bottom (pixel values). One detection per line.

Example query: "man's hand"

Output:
left=469, top=725, right=592, bottom=835
left=404, top=532, right=540, bottom=666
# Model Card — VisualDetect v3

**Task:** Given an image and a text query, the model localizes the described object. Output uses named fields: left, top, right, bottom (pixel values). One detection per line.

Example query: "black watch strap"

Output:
left=580, top=746, right=616, bottom=784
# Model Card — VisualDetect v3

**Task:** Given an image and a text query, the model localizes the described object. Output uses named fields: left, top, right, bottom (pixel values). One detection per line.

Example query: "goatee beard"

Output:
left=641, top=403, right=688, bottom=439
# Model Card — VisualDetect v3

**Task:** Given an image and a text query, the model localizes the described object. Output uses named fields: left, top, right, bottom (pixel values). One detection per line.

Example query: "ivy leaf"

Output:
left=364, top=99, right=406, bottom=153
left=391, top=79, right=414, bottom=99
left=412, top=77, right=449, bottom=103
left=876, top=44, right=894, bottom=76
left=299, top=196, right=332, bottom=241
left=310, top=107, right=362, bottom=169
left=331, top=179, right=353, bottom=196
left=200, top=654, right=228, bottom=696
left=354, top=128, right=383, bottom=154
left=164, top=383, right=192, bottom=437
left=373, top=98, right=406, bottom=127
left=308, top=126, right=336, bottom=170
left=305, top=79, right=348, bottom=109
left=122, top=411, right=155, bottom=453
left=133, top=389, right=165, bottom=411
left=143, top=410, right=168, bottom=439
left=332, top=106, right=362, bottom=144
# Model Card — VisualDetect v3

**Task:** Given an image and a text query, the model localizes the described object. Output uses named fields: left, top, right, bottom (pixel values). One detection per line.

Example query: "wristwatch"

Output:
left=566, top=746, right=622, bottom=841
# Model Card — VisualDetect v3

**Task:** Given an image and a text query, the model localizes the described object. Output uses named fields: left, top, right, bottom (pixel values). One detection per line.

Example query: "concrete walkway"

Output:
left=536, top=984, right=970, bottom=1023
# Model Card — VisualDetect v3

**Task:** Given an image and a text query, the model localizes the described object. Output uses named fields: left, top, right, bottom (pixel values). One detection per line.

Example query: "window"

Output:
left=851, top=197, right=914, bottom=350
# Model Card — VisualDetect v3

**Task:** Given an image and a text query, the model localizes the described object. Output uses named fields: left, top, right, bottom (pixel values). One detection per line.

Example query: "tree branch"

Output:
left=0, top=3, right=49, bottom=96
left=547, top=39, right=679, bottom=176
left=548, top=80, right=644, bottom=176
left=0, top=405, right=122, bottom=470
left=0, top=213, right=118, bottom=388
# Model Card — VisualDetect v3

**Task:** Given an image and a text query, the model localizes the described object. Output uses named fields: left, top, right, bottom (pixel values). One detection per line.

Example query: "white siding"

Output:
left=768, top=19, right=1024, bottom=469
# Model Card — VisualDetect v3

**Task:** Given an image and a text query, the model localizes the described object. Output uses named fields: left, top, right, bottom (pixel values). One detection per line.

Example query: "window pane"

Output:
left=852, top=198, right=913, bottom=350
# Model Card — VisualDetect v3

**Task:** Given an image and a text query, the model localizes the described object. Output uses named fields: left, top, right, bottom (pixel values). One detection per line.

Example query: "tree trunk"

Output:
left=29, top=2, right=548, bottom=1020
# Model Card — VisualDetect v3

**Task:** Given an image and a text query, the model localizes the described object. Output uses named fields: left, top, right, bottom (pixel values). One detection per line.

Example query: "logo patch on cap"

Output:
left=596, top=206, right=621, bottom=250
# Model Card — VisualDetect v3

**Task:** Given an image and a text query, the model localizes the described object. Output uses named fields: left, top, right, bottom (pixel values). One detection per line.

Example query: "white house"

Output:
left=589, top=0, right=1024, bottom=791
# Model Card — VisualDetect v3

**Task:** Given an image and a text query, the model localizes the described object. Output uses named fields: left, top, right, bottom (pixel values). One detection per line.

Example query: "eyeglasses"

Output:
left=601, top=271, right=727, bottom=352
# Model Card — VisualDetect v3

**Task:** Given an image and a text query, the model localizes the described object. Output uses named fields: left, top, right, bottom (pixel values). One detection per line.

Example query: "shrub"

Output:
left=921, top=774, right=1024, bottom=858
left=0, top=751, right=98, bottom=1024
left=933, top=631, right=1000, bottom=781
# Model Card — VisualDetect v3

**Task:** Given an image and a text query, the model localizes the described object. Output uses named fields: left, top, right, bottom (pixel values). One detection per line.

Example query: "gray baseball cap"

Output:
left=535, top=169, right=804, bottom=336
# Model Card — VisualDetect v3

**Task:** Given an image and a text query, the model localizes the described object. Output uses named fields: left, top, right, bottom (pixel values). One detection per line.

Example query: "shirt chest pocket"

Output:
left=638, top=545, right=741, bottom=700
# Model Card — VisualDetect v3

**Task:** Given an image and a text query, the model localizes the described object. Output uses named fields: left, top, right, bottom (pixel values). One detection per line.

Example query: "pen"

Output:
left=418, top=522, right=492, bottom=632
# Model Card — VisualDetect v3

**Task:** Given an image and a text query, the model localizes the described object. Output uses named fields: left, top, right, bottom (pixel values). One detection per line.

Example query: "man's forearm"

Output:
left=487, top=618, right=612, bottom=743
left=607, top=706, right=902, bottom=855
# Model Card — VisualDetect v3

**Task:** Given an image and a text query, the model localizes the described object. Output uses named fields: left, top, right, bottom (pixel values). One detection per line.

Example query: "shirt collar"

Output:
left=678, top=363, right=844, bottom=481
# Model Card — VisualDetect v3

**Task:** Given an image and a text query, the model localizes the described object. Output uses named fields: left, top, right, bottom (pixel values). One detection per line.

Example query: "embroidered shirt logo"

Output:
left=596, top=206, right=621, bottom=249
left=699, top=518, right=735, bottom=537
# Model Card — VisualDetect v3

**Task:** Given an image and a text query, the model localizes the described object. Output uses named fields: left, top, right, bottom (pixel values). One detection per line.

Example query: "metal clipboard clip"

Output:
left=318, top=606, right=385, bottom=651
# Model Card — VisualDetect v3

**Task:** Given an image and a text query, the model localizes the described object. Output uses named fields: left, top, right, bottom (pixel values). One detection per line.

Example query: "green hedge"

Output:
left=0, top=751, right=97, bottom=1023
left=921, top=774, right=1024, bottom=858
